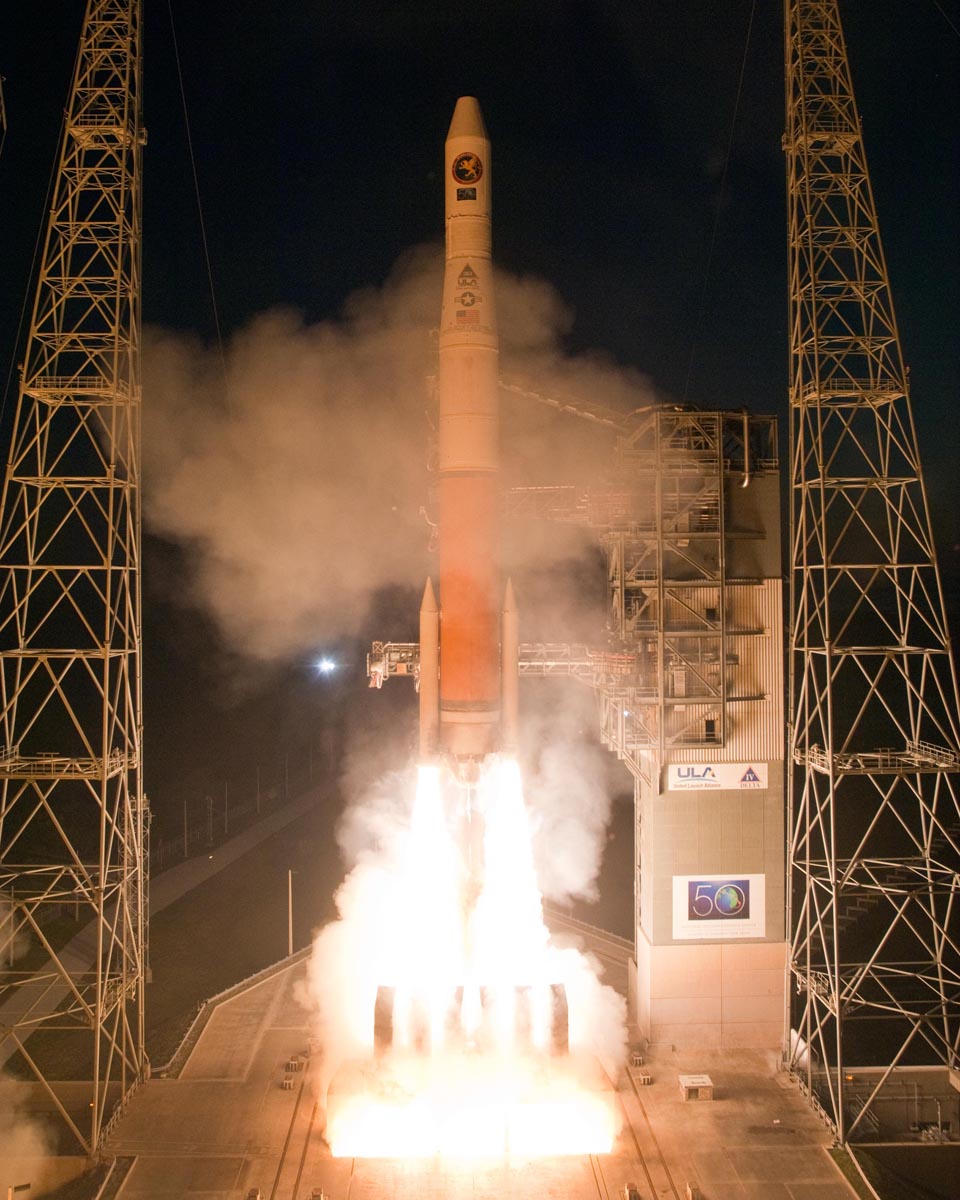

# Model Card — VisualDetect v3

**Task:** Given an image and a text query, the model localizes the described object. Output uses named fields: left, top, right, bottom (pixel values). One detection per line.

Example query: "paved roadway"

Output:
left=0, top=788, right=321, bottom=1073
left=103, top=950, right=858, bottom=1200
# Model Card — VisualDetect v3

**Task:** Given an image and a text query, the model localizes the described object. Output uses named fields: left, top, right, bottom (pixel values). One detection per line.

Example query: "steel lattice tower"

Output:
left=0, top=0, right=145, bottom=1154
left=784, top=0, right=960, bottom=1141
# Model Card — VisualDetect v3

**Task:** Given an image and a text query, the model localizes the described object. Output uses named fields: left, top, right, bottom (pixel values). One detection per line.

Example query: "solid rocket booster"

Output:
left=419, top=97, right=506, bottom=768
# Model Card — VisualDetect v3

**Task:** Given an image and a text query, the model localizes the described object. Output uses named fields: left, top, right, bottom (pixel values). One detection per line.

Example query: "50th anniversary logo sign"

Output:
left=672, top=874, right=766, bottom=939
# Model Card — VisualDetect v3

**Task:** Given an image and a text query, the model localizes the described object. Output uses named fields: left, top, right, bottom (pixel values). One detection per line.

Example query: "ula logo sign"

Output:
left=677, top=767, right=715, bottom=781
left=667, top=762, right=768, bottom=791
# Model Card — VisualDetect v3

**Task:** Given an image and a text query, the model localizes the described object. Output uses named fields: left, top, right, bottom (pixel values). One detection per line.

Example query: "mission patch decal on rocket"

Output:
left=452, top=151, right=483, bottom=182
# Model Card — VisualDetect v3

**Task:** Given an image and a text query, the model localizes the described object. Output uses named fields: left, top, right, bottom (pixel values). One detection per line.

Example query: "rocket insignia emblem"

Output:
left=452, top=152, right=483, bottom=183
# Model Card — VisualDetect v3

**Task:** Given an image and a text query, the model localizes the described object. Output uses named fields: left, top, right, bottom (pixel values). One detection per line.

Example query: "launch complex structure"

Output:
left=370, top=0, right=960, bottom=1147
left=0, top=0, right=957, bottom=1161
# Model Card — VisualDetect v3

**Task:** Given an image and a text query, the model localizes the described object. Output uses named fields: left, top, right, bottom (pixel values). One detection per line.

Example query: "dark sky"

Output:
left=1, top=1, right=958, bottom=812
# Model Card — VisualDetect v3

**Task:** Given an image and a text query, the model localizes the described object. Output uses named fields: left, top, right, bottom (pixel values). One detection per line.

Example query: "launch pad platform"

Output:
left=88, top=919, right=856, bottom=1200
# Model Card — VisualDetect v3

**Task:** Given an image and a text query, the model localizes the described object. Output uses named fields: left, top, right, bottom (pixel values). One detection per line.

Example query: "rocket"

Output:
left=418, top=97, right=518, bottom=778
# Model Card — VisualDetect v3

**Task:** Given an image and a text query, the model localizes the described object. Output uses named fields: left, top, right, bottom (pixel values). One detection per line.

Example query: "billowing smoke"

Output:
left=144, top=247, right=435, bottom=659
left=296, top=759, right=627, bottom=1153
left=0, top=1076, right=53, bottom=1183
left=147, top=248, right=649, bottom=1141
left=143, top=244, right=656, bottom=659
left=520, top=682, right=618, bottom=907
left=303, top=685, right=628, bottom=1124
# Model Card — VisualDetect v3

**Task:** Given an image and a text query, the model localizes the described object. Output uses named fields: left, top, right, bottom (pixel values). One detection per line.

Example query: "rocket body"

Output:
left=420, top=97, right=504, bottom=770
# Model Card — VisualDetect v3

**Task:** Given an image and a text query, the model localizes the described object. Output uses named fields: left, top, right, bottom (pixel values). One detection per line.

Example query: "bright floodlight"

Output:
left=316, top=657, right=337, bottom=674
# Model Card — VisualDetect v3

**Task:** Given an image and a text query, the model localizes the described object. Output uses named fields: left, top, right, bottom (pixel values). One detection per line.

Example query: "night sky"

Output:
left=1, top=1, right=958, bottom=821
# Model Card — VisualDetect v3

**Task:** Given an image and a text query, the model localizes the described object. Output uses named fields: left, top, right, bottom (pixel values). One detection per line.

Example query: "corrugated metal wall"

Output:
left=669, top=578, right=783, bottom=765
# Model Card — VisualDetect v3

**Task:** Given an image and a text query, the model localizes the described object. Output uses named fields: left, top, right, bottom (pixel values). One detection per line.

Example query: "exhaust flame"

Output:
left=304, top=756, right=624, bottom=1159
left=328, top=1053, right=615, bottom=1159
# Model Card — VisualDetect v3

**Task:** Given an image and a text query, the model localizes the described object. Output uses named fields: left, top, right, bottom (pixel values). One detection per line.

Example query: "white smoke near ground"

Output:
left=0, top=915, right=54, bottom=1180
left=297, top=759, right=627, bottom=1156
left=143, top=243, right=656, bottom=659
left=0, top=1076, right=54, bottom=1183
left=300, top=688, right=629, bottom=1120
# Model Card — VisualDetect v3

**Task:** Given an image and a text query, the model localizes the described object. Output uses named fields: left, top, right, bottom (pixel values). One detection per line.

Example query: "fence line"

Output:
left=0, top=735, right=338, bottom=955
left=148, top=732, right=337, bottom=874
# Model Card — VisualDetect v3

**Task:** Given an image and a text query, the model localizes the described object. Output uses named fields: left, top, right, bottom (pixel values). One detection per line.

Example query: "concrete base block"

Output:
left=636, top=934, right=787, bottom=1051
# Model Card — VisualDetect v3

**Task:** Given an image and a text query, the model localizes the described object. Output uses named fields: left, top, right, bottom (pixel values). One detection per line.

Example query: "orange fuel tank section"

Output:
left=437, top=97, right=501, bottom=763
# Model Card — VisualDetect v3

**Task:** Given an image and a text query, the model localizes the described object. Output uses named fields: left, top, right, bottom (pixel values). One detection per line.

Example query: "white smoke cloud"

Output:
left=147, top=246, right=645, bottom=1137
left=335, top=681, right=619, bottom=930
left=0, top=1077, right=54, bottom=1186
left=520, top=681, right=617, bottom=906
left=297, top=759, right=627, bottom=1145
left=143, top=244, right=657, bottom=660
left=143, top=248, right=434, bottom=658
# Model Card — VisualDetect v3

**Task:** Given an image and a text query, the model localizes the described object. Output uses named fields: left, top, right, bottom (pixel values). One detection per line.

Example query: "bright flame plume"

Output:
left=304, top=756, right=625, bottom=1159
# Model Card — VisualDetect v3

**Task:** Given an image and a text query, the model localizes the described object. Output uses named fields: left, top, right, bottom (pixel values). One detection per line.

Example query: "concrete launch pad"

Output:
left=94, top=923, right=857, bottom=1200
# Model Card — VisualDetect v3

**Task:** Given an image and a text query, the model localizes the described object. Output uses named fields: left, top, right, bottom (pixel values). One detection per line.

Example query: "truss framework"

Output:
left=0, top=0, right=146, bottom=1154
left=372, top=408, right=778, bottom=782
left=606, top=410, right=731, bottom=761
left=784, top=0, right=960, bottom=1142
left=506, top=409, right=777, bottom=774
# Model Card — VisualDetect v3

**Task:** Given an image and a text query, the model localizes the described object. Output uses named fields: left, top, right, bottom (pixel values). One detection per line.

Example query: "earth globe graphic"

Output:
left=714, top=884, right=746, bottom=916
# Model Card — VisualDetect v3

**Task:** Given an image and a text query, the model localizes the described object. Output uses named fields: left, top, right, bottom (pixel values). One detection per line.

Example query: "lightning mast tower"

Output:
left=0, top=0, right=146, bottom=1154
left=784, top=1, right=960, bottom=1140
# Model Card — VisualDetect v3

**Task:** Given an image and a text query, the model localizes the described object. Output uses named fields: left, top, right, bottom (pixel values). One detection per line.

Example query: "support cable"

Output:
left=0, top=166, right=57, bottom=435
left=931, top=1, right=959, bottom=39
left=681, top=0, right=757, bottom=406
left=166, top=0, right=230, bottom=404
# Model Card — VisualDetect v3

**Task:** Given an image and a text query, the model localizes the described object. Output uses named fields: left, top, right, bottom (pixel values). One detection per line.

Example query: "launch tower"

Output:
left=0, top=0, right=146, bottom=1154
left=784, top=0, right=960, bottom=1140
left=506, top=409, right=787, bottom=1050
left=601, top=411, right=786, bottom=1050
